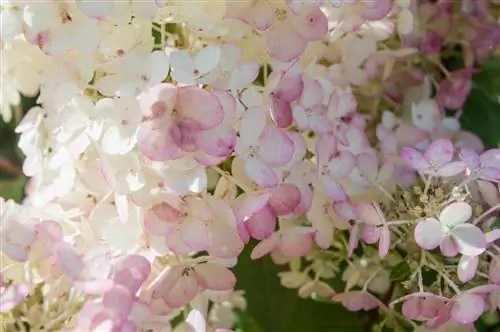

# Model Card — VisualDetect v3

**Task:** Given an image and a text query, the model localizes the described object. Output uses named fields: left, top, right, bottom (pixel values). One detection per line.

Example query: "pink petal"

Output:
left=439, top=202, right=473, bottom=227
left=437, top=161, right=466, bottom=177
left=197, top=125, right=236, bottom=158
left=290, top=7, right=328, bottom=41
left=177, top=87, right=223, bottom=130
left=75, top=0, right=114, bottom=19
left=479, top=167, right=500, bottom=183
left=308, top=114, right=333, bottom=134
left=103, top=285, right=134, bottom=318
left=440, top=235, right=460, bottom=257
left=357, top=0, right=393, bottom=20
left=450, top=293, right=485, bottom=325
left=144, top=203, right=180, bottom=235
left=185, top=309, right=207, bottom=332
left=357, top=153, right=378, bottom=181
left=299, top=78, right=323, bottom=109
left=270, top=97, right=293, bottom=128
left=451, top=224, right=487, bottom=257
left=314, top=218, right=334, bottom=249
left=208, top=221, right=244, bottom=259
left=232, top=193, right=271, bottom=223
left=355, top=202, right=382, bottom=226
left=457, top=255, right=479, bottom=283
left=240, top=106, right=267, bottom=145
left=152, top=266, right=182, bottom=300
left=181, top=218, right=210, bottom=252
left=244, top=158, right=278, bottom=188
left=402, top=297, right=423, bottom=320
left=378, top=226, right=390, bottom=258
left=315, top=134, right=337, bottom=166
left=164, top=275, right=199, bottom=308
left=259, top=126, right=294, bottom=166
left=459, top=148, right=480, bottom=170
left=362, top=225, right=381, bottom=244
left=401, top=147, right=429, bottom=171
left=268, top=183, right=301, bottom=216
left=278, top=231, right=314, bottom=258
left=414, top=218, right=443, bottom=250
left=194, top=263, right=236, bottom=291
left=114, top=255, right=151, bottom=294
left=490, top=258, right=500, bottom=284
left=230, top=61, right=260, bottom=89
left=251, top=232, right=280, bottom=260
left=239, top=1, right=275, bottom=30
left=264, top=22, right=307, bottom=62
left=330, top=151, right=357, bottom=179
left=347, top=224, right=360, bottom=256
left=322, top=178, right=347, bottom=201
left=0, top=284, right=29, bottom=312
left=424, top=139, right=454, bottom=167
left=246, top=206, right=277, bottom=240
left=137, top=121, right=181, bottom=161
left=52, top=242, right=84, bottom=279
left=140, top=83, right=177, bottom=118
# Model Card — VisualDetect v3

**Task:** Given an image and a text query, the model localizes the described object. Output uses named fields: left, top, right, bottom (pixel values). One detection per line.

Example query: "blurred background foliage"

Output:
left=1, top=55, right=500, bottom=331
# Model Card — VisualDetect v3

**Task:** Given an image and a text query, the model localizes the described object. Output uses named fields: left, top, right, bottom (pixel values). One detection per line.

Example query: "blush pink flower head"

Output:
left=401, top=138, right=466, bottom=177
left=414, top=201, right=486, bottom=257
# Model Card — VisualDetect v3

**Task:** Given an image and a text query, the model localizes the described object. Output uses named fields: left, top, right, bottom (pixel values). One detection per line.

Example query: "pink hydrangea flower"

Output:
left=414, top=202, right=486, bottom=257
left=137, top=83, right=225, bottom=161
left=230, top=1, right=328, bottom=61
left=250, top=226, right=315, bottom=260
left=148, top=261, right=236, bottom=309
left=235, top=106, right=295, bottom=188
left=332, top=291, right=385, bottom=312
left=401, top=138, right=466, bottom=177
left=315, top=134, right=356, bottom=201
left=436, top=68, right=477, bottom=111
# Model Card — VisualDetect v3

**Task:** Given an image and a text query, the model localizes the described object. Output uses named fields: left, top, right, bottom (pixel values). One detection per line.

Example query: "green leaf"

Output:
left=389, top=261, right=411, bottom=282
left=460, top=58, right=500, bottom=149
left=0, top=176, right=26, bottom=202
left=233, top=242, right=365, bottom=332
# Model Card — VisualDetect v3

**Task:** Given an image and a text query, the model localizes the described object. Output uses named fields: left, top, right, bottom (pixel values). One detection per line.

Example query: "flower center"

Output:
left=248, top=145, right=260, bottom=158
left=274, top=8, right=288, bottom=22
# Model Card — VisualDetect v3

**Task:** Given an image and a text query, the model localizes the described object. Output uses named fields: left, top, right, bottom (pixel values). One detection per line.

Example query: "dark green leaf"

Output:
left=389, top=261, right=411, bottom=282
left=0, top=176, right=26, bottom=202
left=233, top=242, right=365, bottom=332
left=460, top=57, right=500, bottom=149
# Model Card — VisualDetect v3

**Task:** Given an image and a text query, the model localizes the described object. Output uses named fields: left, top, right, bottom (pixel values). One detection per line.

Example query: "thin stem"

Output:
left=430, top=263, right=461, bottom=295
left=372, top=180, right=396, bottom=202
left=212, top=166, right=252, bottom=193
left=423, top=174, right=433, bottom=196
left=386, top=220, right=413, bottom=226
left=362, top=268, right=382, bottom=292
left=473, top=203, right=500, bottom=225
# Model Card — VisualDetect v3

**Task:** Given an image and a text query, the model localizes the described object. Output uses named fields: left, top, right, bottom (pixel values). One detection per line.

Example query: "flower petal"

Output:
left=414, top=218, right=443, bottom=250
left=400, top=147, right=429, bottom=171
left=424, top=139, right=454, bottom=167
left=451, top=224, right=486, bottom=257
left=457, top=255, right=479, bottom=283
left=450, top=293, right=485, bottom=325
left=251, top=232, right=280, bottom=260
left=439, top=202, right=473, bottom=227
left=264, top=22, right=307, bottom=62
left=195, top=263, right=236, bottom=291
left=259, top=126, right=294, bottom=166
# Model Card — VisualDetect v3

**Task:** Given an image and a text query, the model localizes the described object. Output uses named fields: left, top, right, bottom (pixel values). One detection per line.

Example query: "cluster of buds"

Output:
left=0, top=0, right=499, bottom=331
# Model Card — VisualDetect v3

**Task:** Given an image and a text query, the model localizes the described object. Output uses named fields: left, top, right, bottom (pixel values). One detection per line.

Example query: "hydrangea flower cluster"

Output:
left=1, top=0, right=500, bottom=331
